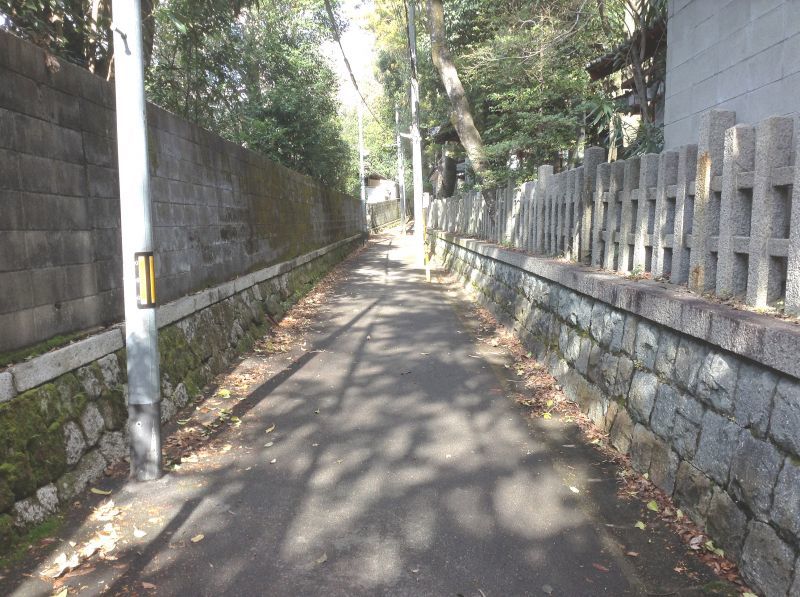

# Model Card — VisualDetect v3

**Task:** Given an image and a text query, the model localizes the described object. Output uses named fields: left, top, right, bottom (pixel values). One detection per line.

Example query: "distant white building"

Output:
left=365, top=173, right=398, bottom=203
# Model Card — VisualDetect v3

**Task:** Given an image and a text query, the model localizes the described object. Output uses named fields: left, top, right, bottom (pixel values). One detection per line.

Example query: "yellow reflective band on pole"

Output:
left=148, top=254, right=156, bottom=304
left=135, top=252, right=157, bottom=308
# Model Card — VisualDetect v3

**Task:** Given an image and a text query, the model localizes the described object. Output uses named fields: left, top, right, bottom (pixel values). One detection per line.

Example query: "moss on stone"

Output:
left=0, top=513, right=17, bottom=550
left=97, top=386, right=127, bottom=431
left=158, top=326, right=200, bottom=385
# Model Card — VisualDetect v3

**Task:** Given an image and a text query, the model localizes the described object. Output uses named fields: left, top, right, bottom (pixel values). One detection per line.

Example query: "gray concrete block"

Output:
left=693, top=409, right=741, bottom=485
left=11, top=327, right=124, bottom=392
left=741, top=521, right=795, bottom=597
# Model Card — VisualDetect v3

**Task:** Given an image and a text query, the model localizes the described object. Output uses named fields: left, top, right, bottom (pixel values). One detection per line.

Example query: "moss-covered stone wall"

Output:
left=0, top=236, right=362, bottom=546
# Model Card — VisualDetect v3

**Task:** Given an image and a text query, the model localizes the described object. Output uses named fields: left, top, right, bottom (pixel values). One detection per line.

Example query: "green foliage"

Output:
left=370, top=0, right=621, bottom=186
left=0, top=0, right=114, bottom=74
left=2, top=0, right=354, bottom=191
left=147, top=0, right=353, bottom=190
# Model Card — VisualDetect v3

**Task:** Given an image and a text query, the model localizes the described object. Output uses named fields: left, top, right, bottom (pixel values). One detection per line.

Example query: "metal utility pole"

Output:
left=112, top=0, right=162, bottom=481
left=358, top=102, right=367, bottom=229
left=395, top=105, right=407, bottom=232
left=406, top=0, right=425, bottom=264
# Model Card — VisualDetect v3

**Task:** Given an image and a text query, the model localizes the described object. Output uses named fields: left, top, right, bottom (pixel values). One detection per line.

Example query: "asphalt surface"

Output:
left=4, top=232, right=726, bottom=597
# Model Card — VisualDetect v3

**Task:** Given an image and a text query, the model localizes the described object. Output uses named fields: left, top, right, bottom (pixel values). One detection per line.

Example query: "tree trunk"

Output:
left=426, top=0, right=488, bottom=179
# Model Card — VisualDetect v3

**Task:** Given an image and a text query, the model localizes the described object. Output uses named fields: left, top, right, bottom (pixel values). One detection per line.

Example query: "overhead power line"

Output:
left=322, top=0, right=390, bottom=134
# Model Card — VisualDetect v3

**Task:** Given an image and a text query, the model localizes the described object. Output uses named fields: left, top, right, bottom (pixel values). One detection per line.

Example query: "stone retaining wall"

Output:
left=429, top=230, right=800, bottom=597
left=0, top=234, right=364, bottom=546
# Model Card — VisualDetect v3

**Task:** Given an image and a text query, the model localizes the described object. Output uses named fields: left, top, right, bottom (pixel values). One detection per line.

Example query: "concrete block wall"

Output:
left=0, top=233, right=364, bottom=545
left=429, top=109, right=800, bottom=317
left=665, top=0, right=800, bottom=149
left=429, top=230, right=800, bottom=597
left=0, top=29, right=363, bottom=354
left=366, top=199, right=401, bottom=230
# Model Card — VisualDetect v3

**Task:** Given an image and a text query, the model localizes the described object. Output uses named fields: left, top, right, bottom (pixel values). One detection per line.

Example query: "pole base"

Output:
left=128, top=403, right=162, bottom=481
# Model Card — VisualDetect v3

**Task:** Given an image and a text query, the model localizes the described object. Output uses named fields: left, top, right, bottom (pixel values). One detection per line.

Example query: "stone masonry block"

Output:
left=80, top=402, right=106, bottom=447
left=63, top=421, right=87, bottom=466
left=741, top=522, right=795, bottom=597
left=706, top=487, right=748, bottom=562
left=575, top=296, right=593, bottom=331
left=729, top=434, right=783, bottom=521
left=628, top=371, right=658, bottom=424
left=621, top=314, right=638, bottom=356
left=586, top=343, right=603, bottom=386
left=693, top=410, right=741, bottom=485
left=598, top=352, right=619, bottom=394
left=634, top=321, right=660, bottom=369
left=674, top=461, right=714, bottom=526
left=99, top=431, right=128, bottom=464
left=575, top=337, right=591, bottom=375
left=612, top=355, right=634, bottom=398
left=694, top=351, right=739, bottom=414
left=673, top=337, right=707, bottom=391
left=630, top=424, right=657, bottom=474
left=56, top=449, right=106, bottom=502
left=649, top=438, right=679, bottom=495
left=771, top=457, right=800, bottom=543
left=672, top=414, right=701, bottom=460
left=586, top=302, right=606, bottom=344
left=0, top=371, right=15, bottom=403
left=733, top=362, right=777, bottom=437
left=769, top=378, right=800, bottom=457
left=650, top=383, right=678, bottom=439
left=610, top=407, right=634, bottom=454
left=654, top=330, right=679, bottom=378
left=76, top=365, right=104, bottom=399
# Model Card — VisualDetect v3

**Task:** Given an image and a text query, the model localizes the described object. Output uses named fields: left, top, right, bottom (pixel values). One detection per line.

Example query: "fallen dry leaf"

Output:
left=42, top=552, right=80, bottom=579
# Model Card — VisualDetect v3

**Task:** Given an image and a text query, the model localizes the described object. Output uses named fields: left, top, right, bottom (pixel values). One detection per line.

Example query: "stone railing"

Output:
left=428, top=110, right=800, bottom=315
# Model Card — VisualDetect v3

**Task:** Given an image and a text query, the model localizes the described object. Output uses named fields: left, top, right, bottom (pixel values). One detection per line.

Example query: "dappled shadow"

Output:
left=3, top=234, right=709, bottom=597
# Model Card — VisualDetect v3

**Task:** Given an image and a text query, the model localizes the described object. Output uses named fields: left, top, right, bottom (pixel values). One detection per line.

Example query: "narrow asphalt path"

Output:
left=5, top=232, right=724, bottom=597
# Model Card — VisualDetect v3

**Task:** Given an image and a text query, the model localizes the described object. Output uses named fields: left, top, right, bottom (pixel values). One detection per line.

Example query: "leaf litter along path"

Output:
left=2, top=231, right=741, bottom=597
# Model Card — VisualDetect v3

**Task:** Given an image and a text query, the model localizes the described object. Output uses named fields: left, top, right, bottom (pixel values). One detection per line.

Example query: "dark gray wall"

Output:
left=665, top=0, right=800, bottom=148
left=0, top=30, right=363, bottom=353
